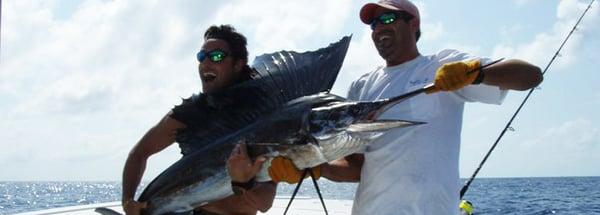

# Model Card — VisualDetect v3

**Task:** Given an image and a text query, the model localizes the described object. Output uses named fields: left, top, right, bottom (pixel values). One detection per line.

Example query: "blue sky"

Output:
left=0, top=0, right=598, bottom=181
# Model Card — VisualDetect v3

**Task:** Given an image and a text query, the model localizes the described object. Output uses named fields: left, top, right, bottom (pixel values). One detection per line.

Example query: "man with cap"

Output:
left=316, top=0, right=543, bottom=214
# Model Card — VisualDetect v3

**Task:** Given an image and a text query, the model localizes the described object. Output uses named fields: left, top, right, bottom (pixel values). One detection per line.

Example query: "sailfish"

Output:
left=117, top=36, right=425, bottom=215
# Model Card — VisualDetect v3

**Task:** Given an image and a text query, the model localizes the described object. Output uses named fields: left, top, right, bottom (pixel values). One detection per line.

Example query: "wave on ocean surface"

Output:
left=1, top=177, right=599, bottom=214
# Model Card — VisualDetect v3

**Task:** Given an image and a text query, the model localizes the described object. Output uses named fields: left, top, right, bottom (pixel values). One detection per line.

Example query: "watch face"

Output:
left=232, top=186, right=246, bottom=195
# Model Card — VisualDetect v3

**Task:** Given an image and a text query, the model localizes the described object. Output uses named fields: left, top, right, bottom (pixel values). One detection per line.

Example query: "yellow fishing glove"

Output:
left=268, top=157, right=321, bottom=184
left=429, top=60, right=482, bottom=93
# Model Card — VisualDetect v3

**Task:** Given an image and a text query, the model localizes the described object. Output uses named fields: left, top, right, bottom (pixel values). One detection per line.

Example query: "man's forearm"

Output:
left=321, top=154, right=363, bottom=182
left=241, top=181, right=277, bottom=212
left=122, top=152, right=147, bottom=202
left=482, top=59, right=543, bottom=91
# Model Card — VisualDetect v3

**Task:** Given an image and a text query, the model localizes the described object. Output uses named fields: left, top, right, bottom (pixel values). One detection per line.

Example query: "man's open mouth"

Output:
left=377, top=35, right=391, bottom=43
left=202, top=72, right=217, bottom=82
left=375, top=34, right=392, bottom=48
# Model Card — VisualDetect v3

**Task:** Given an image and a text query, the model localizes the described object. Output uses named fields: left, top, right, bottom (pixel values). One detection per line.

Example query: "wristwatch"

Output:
left=472, top=69, right=485, bottom=85
left=231, top=178, right=256, bottom=195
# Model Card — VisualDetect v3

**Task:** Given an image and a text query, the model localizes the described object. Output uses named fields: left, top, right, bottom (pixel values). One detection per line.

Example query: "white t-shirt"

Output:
left=348, top=49, right=507, bottom=215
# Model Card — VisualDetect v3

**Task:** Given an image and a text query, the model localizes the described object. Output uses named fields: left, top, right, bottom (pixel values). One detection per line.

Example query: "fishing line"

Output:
left=283, top=169, right=329, bottom=215
left=283, top=170, right=307, bottom=215
left=460, top=0, right=596, bottom=198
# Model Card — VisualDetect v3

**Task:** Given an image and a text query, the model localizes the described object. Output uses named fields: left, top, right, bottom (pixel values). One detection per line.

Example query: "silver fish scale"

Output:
left=282, top=130, right=379, bottom=170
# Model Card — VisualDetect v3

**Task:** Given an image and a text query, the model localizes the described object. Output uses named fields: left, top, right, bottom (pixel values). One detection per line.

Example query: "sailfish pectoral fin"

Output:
left=94, top=207, right=123, bottom=215
left=347, top=120, right=425, bottom=133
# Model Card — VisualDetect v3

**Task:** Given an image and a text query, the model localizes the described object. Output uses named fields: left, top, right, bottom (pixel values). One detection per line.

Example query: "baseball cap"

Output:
left=360, top=0, right=420, bottom=26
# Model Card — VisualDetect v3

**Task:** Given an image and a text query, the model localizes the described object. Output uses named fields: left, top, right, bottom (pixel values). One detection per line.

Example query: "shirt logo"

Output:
left=409, top=78, right=430, bottom=86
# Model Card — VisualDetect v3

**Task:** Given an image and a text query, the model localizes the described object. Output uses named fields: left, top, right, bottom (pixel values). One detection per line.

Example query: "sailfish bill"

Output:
left=347, top=120, right=425, bottom=133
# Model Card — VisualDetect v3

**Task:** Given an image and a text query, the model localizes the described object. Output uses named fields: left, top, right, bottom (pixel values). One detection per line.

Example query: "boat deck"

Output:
left=14, top=196, right=353, bottom=215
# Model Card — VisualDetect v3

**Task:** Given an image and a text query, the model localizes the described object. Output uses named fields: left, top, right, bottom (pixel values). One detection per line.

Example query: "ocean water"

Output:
left=1, top=177, right=599, bottom=214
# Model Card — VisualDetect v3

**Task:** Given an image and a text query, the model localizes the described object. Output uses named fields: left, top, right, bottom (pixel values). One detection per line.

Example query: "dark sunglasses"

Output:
left=370, top=12, right=414, bottom=30
left=197, top=49, right=228, bottom=63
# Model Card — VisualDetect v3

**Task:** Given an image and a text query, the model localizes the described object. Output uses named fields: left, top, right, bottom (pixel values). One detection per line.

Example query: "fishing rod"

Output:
left=459, top=0, right=596, bottom=198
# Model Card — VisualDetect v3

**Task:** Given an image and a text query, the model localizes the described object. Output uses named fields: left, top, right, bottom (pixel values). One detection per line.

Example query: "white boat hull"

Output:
left=15, top=196, right=353, bottom=215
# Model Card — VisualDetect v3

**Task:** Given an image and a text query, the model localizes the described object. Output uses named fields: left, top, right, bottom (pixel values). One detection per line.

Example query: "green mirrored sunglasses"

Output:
left=370, top=12, right=414, bottom=30
left=197, top=49, right=229, bottom=63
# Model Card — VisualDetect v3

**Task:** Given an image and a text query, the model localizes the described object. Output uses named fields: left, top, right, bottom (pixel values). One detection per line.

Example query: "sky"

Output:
left=0, top=0, right=599, bottom=181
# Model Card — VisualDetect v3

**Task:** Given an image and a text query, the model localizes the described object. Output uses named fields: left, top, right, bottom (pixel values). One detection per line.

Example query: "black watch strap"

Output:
left=472, top=69, right=485, bottom=85
left=231, top=178, right=256, bottom=195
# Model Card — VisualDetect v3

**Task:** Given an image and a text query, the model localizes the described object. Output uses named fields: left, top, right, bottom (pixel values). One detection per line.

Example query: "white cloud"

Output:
left=491, top=0, right=600, bottom=69
left=421, top=21, right=444, bottom=42
left=0, top=0, right=220, bottom=180
left=498, top=24, right=525, bottom=44
left=525, top=119, right=600, bottom=149
left=461, top=118, right=600, bottom=178
left=516, top=119, right=600, bottom=176
left=0, top=0, right=357, bottom=181
left=213, top=0, right=352, bottom=54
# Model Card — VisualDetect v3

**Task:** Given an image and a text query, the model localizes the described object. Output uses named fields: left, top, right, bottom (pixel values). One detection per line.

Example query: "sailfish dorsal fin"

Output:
left=251, top=35, right=351, bottom=106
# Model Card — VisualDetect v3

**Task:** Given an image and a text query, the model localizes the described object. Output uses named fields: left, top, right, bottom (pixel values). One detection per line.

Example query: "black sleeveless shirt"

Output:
left=169, top=79, right=273, bottom=156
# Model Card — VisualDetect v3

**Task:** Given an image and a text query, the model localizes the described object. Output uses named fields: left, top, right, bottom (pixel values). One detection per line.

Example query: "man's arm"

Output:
left=227, top=143, right=276, bottom=212
left=122, top=113, right=185, bottom=215
left=481, top=59, right=543, bottom=91
left=431, top=58, right=542, bottom=94
left=241, top=181, right=277, bottom=212
left=201, top=181, right=277, bottom=214
left=321, top=153, right=364, bottom=182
